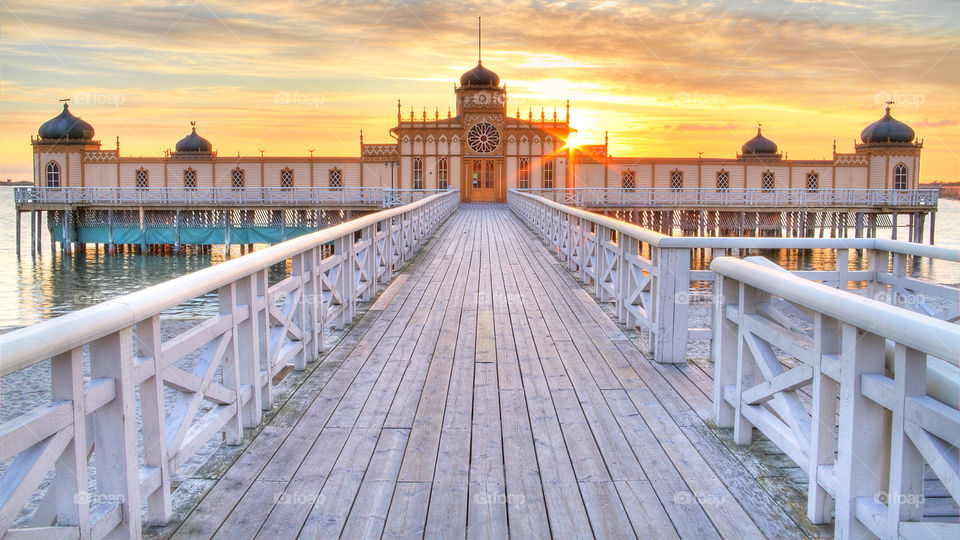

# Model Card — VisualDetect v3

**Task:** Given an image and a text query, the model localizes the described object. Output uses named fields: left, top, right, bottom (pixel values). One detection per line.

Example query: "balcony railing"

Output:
left=13, top=187, right=452, bottom=208
left=517, top=188, right=941, bottom=208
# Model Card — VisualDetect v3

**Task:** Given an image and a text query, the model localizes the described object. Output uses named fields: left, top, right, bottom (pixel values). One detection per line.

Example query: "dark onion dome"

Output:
left=38, top=103, right=95, bottom=141
left=860, top=106, right=915, bottom=144
left=459, top=61, right=500, bottom=87
left=174, top=125, right=213, bottom=154
left=741, top=127, right=779, bottom=155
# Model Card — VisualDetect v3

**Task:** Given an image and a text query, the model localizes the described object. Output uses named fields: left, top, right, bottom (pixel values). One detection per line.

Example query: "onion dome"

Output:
left=860, top=106, right=915, bottom=144
left=38, top=103, right=95, bottom=141
left=741, top=127, right=779, bottom=155
left=460, top=61, right=500, bottom=87
left=173, top=125, right=213, bottom=154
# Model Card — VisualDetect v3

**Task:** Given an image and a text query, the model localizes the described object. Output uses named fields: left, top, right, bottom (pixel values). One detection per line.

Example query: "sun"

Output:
left=561, top=130, right=585, bottom=151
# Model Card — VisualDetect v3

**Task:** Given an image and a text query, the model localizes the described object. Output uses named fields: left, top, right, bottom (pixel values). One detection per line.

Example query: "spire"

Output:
left=478, top=17, right=482, bottom=63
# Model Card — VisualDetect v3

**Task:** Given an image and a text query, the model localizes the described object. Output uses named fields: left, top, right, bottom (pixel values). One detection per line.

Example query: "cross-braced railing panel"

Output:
left=508, top=190, right=958, bottom=364
left=712, top=257, right=960, bottom=540
left=0, top=191, right=458, bottom=540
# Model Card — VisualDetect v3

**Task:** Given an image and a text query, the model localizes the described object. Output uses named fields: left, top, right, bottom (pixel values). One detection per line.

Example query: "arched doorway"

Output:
left=465, top=158, right=500, bottom=202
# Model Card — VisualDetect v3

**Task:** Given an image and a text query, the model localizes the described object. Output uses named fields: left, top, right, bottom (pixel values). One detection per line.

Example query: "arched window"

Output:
left=45, top=161, right=60, bottom=187
left=280, top=168, right=294, bottom=190
left=231, top=168, right=245, bottom=190
left=716, top=170, right=729, bottom=191
left=518, top=157, right=530, bottom=189
left=670, top=170, right=683, bottom=191
left=135, top=168, right=149, bottom=189
left=622, top=169, right=636, bottom=189
left=413, top=157, right=424, bottom=189
left=184, top=169, right=197, bottom=189
left=329, top=168, right=342, bottom=188
left=761, top=171, right=775, bottom=191
left=893, top=163, right=907, bottom=190
left=543, top=159, right=554, bottom=189
left=806, top=172, right=819, bottom=192
left=438, top=157, right=449, bottom=189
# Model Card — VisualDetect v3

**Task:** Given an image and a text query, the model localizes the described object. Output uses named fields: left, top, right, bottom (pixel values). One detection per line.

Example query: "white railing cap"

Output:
left=710, top=256, right=960, bottom=361
left=0, top=191, right=456, bottom=376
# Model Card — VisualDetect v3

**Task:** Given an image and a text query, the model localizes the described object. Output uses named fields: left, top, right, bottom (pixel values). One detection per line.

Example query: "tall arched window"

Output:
left=413, top=157, right=424, bottom=189
left=893, top=163, right=908, bottom=190
left=231, top=168, right=245, bottom=190
left=518, top=157, right=530, bottom=189
left=543, top=159, right=554, bottom=189
left=438, top=157, right=449, bottom=189
left=135, top=168, right=149, bottom=189
left=806, top=172, right=819, bottom=192
left=280, top=168, right=294, bottom=190
left=622, top=169, right=636, bottom=189
left=329, top=168, right=342, bottom=188
left=670, top=170, right=683, bottom=191
left=184, top=168, right=197, bottom=189
left=45, top=161, right=61, bottom=187
left=761, top=171, right=775, bottom=191
left=716, top=170, right=729, bottom=191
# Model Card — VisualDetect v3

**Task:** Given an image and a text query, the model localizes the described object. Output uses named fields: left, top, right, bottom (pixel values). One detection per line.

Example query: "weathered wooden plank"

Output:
left=340, top=428, right=410, bottom=539
left=299, top=428, right=380, bottom=538
left=499, top=389, right=551, bottom=539
left=467, top=362, right=507, bottom=539
left=383, top=482, right=431, bottom=540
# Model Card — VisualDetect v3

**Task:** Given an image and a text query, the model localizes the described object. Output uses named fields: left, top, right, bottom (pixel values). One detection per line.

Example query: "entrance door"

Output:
left=468, top=159, right=499, bottom=202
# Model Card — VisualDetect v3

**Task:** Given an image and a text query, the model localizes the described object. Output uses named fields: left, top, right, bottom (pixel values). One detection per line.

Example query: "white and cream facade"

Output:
left=32, top=61, right=924, bottom=202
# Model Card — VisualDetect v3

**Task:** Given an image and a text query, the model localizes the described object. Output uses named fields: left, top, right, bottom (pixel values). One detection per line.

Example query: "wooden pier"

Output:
left=1, top=193, right=957, bottom=540
left=161, top=205, right=820, bottom=539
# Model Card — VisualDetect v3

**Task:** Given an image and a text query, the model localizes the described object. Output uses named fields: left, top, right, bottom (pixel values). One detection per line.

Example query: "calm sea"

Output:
left=0, top=186, right=956, bottom=333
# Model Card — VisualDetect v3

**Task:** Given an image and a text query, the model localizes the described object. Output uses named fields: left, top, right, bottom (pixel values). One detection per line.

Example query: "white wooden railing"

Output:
left=0, top=191, right=458, bottom=539
left=13, top=187, right=450, bottom=208
left=517, top=187, right=941, bottom=208
left=711, top=256, right=960, bottom=539
left=508, top=190, right=959, bottom=363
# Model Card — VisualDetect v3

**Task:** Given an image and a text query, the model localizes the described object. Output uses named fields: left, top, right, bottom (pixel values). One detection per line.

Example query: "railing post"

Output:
left=808, top=313, right=840, bottom=523
left=886, top=345, right=926, bottom=535
left=653, top=246, right=690, bottom=363
left=733, top=283, right=759, bottom=445
left=50, top=348, right=91, bottom=534
left=712, top=271, right=738, bottom=427
left=219, top=281, right=244, bottom=443
left=234, top=274, right=263, bottom=426
left=292, top=252, right=309, bottom=370
left=135, top=315, right=172, bottom=525
left=89, top=328, right=142, bottom=539
left=834, top=324, right=885, bottom=539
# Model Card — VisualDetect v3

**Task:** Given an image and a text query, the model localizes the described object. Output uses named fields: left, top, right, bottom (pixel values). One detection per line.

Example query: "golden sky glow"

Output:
left=1, top=0, right=957, bottom=181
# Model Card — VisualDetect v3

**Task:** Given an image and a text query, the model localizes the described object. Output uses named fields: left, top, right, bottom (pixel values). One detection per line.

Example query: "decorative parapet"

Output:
left=833, top=153, right=869, bottom=167
left=83, top=151, right=120, bottom=163
left=362, top=144, right=399, bottom=162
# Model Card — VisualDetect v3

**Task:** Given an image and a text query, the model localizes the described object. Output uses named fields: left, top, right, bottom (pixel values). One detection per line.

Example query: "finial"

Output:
left=309, top=148, right=315, bottom=157
left=447, top=106, right=451, bottom=118
left=604, top=130, right=608, bottom=146
left=516, top=107, right=520, bottom=119
left=259, top=149, right=265, bottom=157
left=540, top=108, right=545, bottom=122
left=553, top=107, right=557, bottom=122
left=566, top=99, right=570, bottom=121
left=397, top=99, right=401, bottom=122
left=59, top=97, right=70, bottom=109
left=698, top=151, right=703, bottom=159
left=528, top=108, right=533, bottom=121
left=422, top=107, right=427, bottom=121
left=885, top=100, right=894, bottom=114
left=435, top=107, right=439, bottom=121
left=360, top=130, right=364, bottom=144
left=410, top=107, right=414, bottom=120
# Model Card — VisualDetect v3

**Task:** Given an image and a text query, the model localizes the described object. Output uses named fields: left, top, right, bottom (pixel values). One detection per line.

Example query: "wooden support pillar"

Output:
left=30, top=211, right=36, bottom=254
left=225, top=210, right=232, bottom=258
left=174, top=209, right=181, bottom=254
left=15, top=211, right=21, bottom=256
left=928, top=212, right=935, bottom=245
left=63, top=210, right=73, bottom=255
left=891, top=211, right=898, bottom=240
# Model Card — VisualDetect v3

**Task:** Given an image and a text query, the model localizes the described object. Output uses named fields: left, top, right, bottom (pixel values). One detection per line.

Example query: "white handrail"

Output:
left=0, top=191, right=458, bottom=539
left=508, top=189, right=959, bottom=364
left=711, top=256, right=960, bottom=539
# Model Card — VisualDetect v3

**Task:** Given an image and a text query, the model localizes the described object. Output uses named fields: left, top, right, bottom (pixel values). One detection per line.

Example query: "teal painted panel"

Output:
left=144, top=228, right=176, bottom=244
left=76, top=227, right=110, bottom=243
left=180, top=228, right=225, bottom=244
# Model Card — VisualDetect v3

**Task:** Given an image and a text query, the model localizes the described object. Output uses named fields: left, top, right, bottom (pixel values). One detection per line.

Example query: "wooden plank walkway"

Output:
left=166, top=203, right=824, bottom=539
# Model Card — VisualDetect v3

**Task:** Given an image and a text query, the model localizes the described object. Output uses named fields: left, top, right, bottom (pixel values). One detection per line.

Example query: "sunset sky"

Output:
left=1, top=0, right=957, bottom=182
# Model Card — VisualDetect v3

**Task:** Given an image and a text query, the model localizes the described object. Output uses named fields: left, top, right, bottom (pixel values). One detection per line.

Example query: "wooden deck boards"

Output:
left=171, top=203, right=819, bottom=539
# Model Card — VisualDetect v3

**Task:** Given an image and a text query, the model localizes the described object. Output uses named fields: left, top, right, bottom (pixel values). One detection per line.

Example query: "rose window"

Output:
left=467, top=122, right=500, bottom=153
